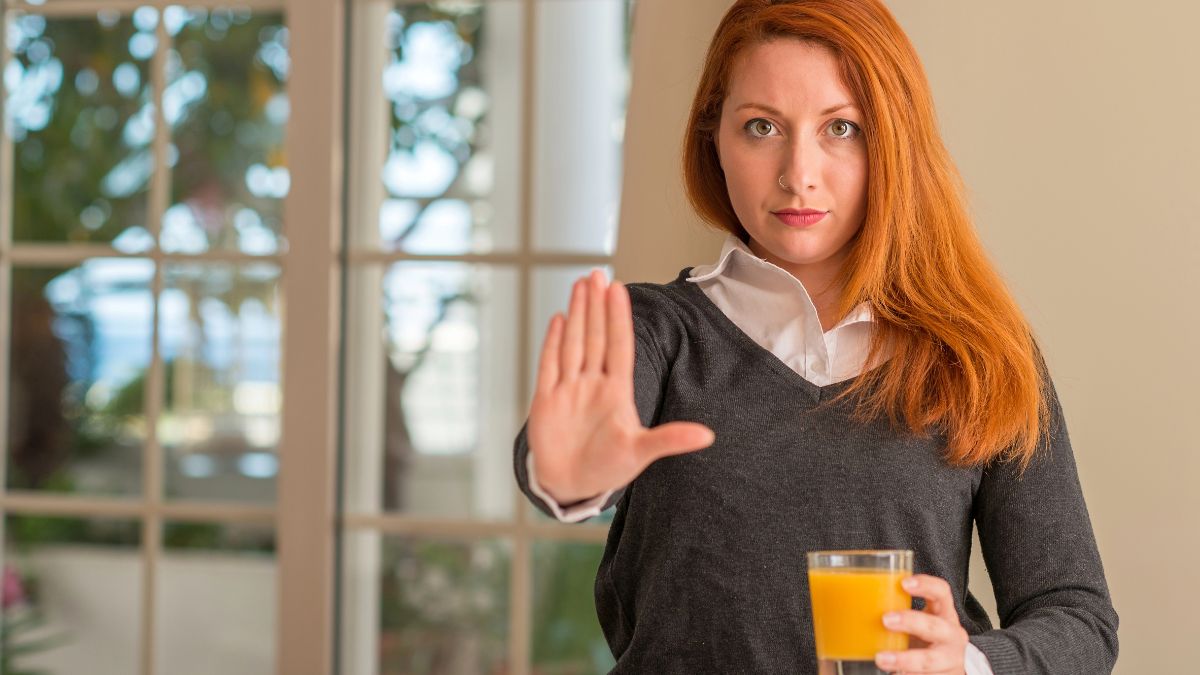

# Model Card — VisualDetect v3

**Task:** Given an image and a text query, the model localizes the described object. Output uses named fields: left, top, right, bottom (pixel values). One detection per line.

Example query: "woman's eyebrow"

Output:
left=734, top=101, right=858, bottom=116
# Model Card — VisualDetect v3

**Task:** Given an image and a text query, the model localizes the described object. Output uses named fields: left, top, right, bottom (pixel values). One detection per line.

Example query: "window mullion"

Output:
left=509, top=0, right=537, bottom=673
left=8, top=0, right=288, bottom=17
left=276, top=0, right=344, bottom=673
left=337, top=0, right=392, bottom=672
left=139, top=12, right=172, bottom=674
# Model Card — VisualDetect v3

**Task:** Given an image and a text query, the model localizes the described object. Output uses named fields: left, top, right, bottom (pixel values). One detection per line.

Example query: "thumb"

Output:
left=634, top=422, right=715, bottom=463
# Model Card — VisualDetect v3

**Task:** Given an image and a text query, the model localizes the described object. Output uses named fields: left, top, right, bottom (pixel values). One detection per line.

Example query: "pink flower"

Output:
left=2, top=564, right=26, bottom=610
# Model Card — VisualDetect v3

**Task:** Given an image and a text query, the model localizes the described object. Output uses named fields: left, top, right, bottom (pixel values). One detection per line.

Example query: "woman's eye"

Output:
left=744, top=118, right=777, bottom=138
left=829, top=119, right=861, bottom=139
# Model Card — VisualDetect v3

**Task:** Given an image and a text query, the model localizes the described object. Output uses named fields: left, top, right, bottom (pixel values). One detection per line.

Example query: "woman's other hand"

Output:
left=527, top=269, right=716, bottom=505
left=875, top=574, right=969, bottom=674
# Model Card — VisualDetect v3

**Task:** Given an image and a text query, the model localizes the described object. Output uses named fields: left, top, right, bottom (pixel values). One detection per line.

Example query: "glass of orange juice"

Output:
left=807, top=550, right=913, bottom=674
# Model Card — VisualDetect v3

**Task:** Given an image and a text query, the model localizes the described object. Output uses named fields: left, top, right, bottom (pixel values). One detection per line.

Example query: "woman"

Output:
left=513, top=1, right=1118, bottom=673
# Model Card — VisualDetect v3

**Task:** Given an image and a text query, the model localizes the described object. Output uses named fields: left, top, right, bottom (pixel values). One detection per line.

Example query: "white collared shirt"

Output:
left=684, top=233, right=876, bottom=386
left=526, top=234, right=994, bottom=674
left=528, top=234, right=878, bottom=523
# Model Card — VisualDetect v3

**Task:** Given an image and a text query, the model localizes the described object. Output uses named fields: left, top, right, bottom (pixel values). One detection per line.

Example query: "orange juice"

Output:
left=808, top=567, right=911, bottom=660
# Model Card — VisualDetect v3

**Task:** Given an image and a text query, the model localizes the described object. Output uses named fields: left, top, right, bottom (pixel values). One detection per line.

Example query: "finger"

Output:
left=582, top=269, right=607, bottom=373
left=560, top=278, right=587, bottom=378
left=903, top=575, right=959, bottom=623
left=634, top=422, right=715, bottom=464
left=535, top=313, right=564, bottom=394
left=875, top=646, right=956, bottom=673
left=604, top=280, right=634, bottom=379
left=882, top=610, right=957, bottom=646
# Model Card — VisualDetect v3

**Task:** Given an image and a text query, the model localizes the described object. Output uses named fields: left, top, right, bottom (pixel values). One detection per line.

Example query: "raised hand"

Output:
left=526, top=269, right=716, bottom=505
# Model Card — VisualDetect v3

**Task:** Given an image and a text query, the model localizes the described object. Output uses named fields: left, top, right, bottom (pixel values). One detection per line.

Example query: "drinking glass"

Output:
left=807, top=549, right=913, bottom=675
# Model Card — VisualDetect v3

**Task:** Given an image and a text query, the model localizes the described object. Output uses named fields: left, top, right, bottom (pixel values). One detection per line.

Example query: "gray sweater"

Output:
left=513, top=270, right=1118, bottom=674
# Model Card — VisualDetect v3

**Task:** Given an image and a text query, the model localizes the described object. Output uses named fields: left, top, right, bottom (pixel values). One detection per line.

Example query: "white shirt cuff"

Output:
left=526, top=452, right=613, bottom=523
left=964, top=641, right=994, bottom=675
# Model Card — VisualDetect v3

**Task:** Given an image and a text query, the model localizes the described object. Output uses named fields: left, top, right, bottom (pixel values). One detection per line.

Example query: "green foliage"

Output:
left=6, top=7, right=288, bottom=495
left=162, top=522, right=274, bottom=554
left=531, top=543, right=615, bottom=674
left=168, top=13, right=287, bottom=249
left=1, top=607, right=71, bottom=675
left=6, top=515, right=139, bottom=550
left=162, top=521, right=223, bottom=550
left=9, top=15, right=150, bottom=245
left=97, top=357, right=220, bottom=421
left=377, top=539, right=509, bottom=672
left=8, top=9, right=286, bottom=248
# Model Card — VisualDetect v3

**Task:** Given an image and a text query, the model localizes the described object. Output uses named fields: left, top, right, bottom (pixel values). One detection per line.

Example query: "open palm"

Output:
left=526, top=270, right=716, bottom=505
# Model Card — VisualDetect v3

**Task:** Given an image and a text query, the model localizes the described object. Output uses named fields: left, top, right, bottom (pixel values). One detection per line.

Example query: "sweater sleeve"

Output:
left=968, top=377, right=1119, bottom=673
left=513, top=286, right=671, bottom=522
left=964, top=643, right=994, bottom=675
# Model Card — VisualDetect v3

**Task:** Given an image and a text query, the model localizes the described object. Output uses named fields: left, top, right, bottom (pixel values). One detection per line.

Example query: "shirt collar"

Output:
left=685, top=234, right=748, bottom=282
left=687, top=233, right=874, bottom=328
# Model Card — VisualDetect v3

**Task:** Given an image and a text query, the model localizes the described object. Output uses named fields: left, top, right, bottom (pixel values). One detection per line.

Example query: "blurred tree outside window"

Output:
left=2, top=0, right=637, bottom=672
left=3, top=6, right=285, bottom=673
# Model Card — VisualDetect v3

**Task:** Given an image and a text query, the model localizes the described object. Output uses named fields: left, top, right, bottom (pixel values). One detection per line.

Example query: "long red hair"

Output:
left=682, top=0, right=1050, bottom=470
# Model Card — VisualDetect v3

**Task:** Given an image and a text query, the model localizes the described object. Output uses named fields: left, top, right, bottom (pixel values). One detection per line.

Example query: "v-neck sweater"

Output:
left=512, top=269, right=1118, bottom=674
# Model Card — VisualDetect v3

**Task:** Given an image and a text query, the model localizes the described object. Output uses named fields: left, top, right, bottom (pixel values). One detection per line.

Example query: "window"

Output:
left=1, top=0, right=633, bottom=672
left=2, top=3, right=287, bottom=673
left=339, top=1, right=634, bottom=672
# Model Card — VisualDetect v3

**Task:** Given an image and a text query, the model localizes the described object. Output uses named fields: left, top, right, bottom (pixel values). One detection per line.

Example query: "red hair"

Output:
left=682, top=0, right=1050, bottom=470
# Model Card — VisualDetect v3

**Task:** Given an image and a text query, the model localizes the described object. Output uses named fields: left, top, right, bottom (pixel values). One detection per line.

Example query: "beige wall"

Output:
left=613, top=1, right=728, bottom=282
left=615, top=1, right=1199, bottom=671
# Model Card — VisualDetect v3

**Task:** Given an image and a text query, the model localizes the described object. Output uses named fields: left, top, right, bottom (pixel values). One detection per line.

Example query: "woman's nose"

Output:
left=779, top=141, right=821, bottom=193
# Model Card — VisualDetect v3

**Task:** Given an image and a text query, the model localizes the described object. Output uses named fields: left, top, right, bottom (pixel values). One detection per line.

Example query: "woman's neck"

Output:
left=746, top=239, right=846, bottom=332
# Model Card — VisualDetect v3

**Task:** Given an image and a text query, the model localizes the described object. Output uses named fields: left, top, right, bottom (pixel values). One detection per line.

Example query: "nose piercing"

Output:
left=778, top=175, right=791, bottom=192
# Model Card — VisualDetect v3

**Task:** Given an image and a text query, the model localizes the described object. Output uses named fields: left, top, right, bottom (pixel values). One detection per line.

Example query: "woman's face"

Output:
left=715, top=39, right=868, bottom=287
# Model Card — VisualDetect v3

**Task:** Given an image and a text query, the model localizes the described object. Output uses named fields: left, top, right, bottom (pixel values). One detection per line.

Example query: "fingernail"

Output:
left=882, top=612, right=900, bottom=628
left=901, top=577, right=917, bottom=590
left=876, top=653, right=896, bottom=668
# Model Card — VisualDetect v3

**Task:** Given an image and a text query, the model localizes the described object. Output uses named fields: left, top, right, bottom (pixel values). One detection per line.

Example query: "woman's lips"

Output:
left=772, top=209, right=827, bottom=227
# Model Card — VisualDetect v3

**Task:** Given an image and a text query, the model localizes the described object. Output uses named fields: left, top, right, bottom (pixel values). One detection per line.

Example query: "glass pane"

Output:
left=163, top=8, right=288, bottom=254
left=7, top=261, right=153, bottom=495
left=532, top=0, right=632, bottom=255
left=350, top=0, right=522, bottom=254
left=343, top=263, right=517, bottom=520
left=157, top=522, right=276, bottom=675
left=527, top=266, right=616, bottom=524
left=531, top=541, right=615, bottom=674
left=340, top=533, right=509, bottom=675
left=159, top=263, right=281, bottom=503
left=6, top=11, right=156, bottom=250
left=2, top=515, right=141, bottom=674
